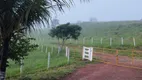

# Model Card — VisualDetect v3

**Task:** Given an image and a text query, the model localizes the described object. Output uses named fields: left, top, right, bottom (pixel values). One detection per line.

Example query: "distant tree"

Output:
left=49, top=23, right=82, bottom=48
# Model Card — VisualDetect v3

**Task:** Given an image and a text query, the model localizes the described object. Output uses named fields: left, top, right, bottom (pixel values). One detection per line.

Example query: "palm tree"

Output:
left=0, top=0, right=70, bottom=79
left=0, top=0, right=89, bottom=79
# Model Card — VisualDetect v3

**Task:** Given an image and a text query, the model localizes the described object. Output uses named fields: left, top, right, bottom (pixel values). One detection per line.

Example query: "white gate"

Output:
left=82, top=46, right=93, bottom=61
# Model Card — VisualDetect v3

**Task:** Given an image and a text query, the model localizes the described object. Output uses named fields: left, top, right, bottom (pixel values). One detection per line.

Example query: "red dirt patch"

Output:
left=63, top=63, right=142, bottom=80
left=94, top=52, right=142, bottom=68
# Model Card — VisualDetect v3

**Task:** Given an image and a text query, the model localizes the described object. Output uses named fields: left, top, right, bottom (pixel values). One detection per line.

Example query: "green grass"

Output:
left=31, top=20, right=142, bottom=50
left=6, top=20, right=142, bottom=79
left=7, top=47, right=97, bottom=80
left=6, top=47, right=66, bottom=78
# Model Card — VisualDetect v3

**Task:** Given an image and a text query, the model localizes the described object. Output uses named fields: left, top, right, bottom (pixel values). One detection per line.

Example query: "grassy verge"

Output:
left=6, top=47, right=98, bottom=80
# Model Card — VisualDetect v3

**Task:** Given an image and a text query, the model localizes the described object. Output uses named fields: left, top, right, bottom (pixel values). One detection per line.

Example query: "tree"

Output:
left=0, top=0, right=69, bottom=79
left=49, top=23, right=82, bottom=49
left=0, top=0, right=89, bottom=79
left=8, top=31, right=38, bottom=64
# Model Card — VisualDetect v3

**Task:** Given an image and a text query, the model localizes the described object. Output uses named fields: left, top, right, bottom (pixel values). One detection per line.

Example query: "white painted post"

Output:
left=90, top=47, right=93, bottom=61
left=121, top=37, right=124, bottom=45
left=66, top=47, right=68, bottom=57
left=110, top=38, right=112, bottom=46
left=20, top=58, right=23, bottom=75
left=47, top=52, right=50, bottom=69
left=67, top=48, right=70, bottom=63
left=133, top=37, right=136, bottom=47
left=101, top=38, right=103, bottom=45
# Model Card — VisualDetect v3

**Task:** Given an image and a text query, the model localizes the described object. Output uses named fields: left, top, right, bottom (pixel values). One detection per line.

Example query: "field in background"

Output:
left=31, top=20, right=142, bottom=49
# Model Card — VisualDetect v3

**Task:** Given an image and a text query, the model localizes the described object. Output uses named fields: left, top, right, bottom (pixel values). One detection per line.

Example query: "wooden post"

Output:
left=116, top=50, right=119, bottom=65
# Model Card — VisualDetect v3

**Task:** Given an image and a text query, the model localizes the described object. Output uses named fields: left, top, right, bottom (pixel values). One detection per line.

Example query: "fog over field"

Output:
left=56, top=0, right=142, bottom=23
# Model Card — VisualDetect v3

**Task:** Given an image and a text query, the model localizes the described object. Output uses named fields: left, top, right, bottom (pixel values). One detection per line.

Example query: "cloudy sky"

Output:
left=55, top=0, right=142, bottom=24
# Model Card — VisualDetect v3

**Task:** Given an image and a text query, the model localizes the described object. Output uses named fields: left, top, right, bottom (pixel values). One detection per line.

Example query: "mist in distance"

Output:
left=55, top=0, right=142, bottom=24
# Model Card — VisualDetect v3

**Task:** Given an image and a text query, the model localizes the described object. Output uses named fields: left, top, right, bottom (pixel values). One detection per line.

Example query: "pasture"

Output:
left=6, top=20, right=142, bottom=79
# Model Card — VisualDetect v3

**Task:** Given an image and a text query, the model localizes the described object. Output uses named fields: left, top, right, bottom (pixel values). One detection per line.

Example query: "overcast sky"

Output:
left=55, top=0, right=142, bottom=24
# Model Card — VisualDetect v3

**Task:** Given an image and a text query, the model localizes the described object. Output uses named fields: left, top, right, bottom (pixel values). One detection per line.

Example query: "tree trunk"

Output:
left=0, top=38, right=10, bottom=80
left=61, top=39, right=65, bottom=50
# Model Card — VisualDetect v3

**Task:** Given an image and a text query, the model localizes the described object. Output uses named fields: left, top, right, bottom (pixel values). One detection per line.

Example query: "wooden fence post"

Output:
left=116, top=50, right=119, bottom=65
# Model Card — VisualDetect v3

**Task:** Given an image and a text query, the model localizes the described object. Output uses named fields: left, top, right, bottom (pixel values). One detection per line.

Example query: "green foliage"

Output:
left=8, top=31, right=38, bottom=65
left=49, top=23, right=82, bottom=40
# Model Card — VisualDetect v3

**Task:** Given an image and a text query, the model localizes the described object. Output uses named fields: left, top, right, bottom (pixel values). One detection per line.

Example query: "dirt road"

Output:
left=63, top=63, right=142, bottom=80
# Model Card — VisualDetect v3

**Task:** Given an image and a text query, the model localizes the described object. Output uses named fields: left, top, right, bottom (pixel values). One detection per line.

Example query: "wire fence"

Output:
left=93, top=47, right=142, bottom=69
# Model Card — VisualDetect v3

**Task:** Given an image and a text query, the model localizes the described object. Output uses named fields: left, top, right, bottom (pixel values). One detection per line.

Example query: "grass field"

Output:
left=6, top=20, right=142, bottom=79
left=34, top=20, right=142, bottom=49
left=6, top=45, right=95, bottom=80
